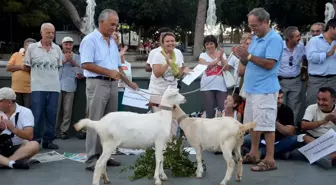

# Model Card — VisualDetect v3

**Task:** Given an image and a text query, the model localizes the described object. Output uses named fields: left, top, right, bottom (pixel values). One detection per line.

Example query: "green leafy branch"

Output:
left=120, top=136, right=206, bottom=181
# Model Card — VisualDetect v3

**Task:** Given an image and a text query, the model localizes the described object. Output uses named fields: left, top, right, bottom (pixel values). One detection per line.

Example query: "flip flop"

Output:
left=242, top=154, right=260, bottom=164
left=251, top=160, right=277, bottom=172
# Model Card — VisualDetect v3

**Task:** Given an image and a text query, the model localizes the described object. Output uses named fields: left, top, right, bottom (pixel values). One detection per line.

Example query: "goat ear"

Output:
left=173, top=105, right=176, bottom=109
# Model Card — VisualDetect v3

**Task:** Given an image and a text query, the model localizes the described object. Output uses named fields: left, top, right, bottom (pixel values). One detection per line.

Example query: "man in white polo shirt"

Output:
left=300, top=86, right=336, bottom=169
left=0, top=87, right=39, bottom=169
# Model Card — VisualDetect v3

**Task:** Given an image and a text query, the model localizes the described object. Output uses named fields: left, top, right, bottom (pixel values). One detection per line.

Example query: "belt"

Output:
left=278, top=74, right=300, bottom=80
left=87, top=76, right=116, bottom=81
left=309, top=74, right=336, bottom=78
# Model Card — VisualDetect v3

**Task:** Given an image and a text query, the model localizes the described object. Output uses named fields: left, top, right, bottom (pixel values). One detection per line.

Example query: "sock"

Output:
left=8, top=160, right=15, bottom=168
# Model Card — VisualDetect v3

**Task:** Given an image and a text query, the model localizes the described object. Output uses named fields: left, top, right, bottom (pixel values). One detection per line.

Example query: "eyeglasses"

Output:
left=311, top=30, right=321, bottom=33
left=289, top=56, right=293, bottom=66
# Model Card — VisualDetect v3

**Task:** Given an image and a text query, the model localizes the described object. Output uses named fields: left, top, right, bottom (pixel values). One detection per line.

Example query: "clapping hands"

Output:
left=233, top=45, right=249, bottom=61
left=324, top=111, right=336, bottom=124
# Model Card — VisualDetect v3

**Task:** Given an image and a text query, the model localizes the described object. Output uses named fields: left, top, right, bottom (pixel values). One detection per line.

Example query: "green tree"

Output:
left=1, top=0, right=53, bottom=27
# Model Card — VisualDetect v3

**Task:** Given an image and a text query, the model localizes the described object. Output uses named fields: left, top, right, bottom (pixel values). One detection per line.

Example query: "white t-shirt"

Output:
left=118, top=61, right=132, bottom=91
left=200, top=52, right=227, bottom=92
left=147, top=47, right=184, bottom=66
left=222, top=110, right=238, bottom=120
left=303, top=104, right=336, bottom=137
left=0, top=104, right=34, bottom=146
left=228, top=54, right=241, bottom=88
left=148, top=50, right=183, bottom=97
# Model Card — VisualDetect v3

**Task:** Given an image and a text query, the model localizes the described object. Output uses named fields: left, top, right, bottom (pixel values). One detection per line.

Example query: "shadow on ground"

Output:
left=1, top=138, right=335, bottom=185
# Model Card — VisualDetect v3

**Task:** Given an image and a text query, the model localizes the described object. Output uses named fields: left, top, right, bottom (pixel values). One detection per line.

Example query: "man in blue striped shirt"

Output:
left=305, top=18, right=336, bottom=107
left=79, top=9, right=137, bottom=171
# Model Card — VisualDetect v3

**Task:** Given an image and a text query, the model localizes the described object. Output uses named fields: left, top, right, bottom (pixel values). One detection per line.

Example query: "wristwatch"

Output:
left=247, top=53, right=252, bottom=60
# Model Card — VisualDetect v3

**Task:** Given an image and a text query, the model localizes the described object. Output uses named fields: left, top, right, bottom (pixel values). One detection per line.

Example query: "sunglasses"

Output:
left=289, top=56, right=293, bottom=66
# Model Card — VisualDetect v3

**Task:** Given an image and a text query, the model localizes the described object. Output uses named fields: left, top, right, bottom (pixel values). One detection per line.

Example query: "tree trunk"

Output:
left=57, top=0, right=83, bottom=32
left=193, top=0, right=207, bottom=59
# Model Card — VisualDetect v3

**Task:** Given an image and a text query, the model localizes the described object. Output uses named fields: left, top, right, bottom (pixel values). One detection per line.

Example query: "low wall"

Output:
left=0, top=71, right=203, bottom=134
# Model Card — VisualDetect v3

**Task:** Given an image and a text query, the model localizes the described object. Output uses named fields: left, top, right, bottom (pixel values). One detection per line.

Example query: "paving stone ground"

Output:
left=1, top=138, right=335, bottom=185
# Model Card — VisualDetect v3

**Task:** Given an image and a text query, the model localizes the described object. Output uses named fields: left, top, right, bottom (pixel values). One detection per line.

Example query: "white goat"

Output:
left=172, top=105, right=256, bottom=185
left=74, top=86, right=186, bottom=185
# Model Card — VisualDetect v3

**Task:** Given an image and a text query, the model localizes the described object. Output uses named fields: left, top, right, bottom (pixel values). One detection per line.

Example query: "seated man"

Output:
left=0, top=87, right=39, bottom=169
left=242, top=89, right=298, bottom=159
left=300, top=87, right=336, bottom=169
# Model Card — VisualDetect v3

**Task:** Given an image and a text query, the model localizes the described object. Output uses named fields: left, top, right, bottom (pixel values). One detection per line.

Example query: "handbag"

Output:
left=205, top=65, right=223, bottom=76
left=239, top=82, right=247, bottom=99
left=222, top=70, right=236, bottom=88
left=0, top=113, right=19, bottom=156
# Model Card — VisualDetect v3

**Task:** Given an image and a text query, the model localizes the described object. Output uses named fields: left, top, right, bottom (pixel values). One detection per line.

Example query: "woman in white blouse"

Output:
left=199, top=35, right=228, bottom=118
left=148, top=32, right=186, bottom=109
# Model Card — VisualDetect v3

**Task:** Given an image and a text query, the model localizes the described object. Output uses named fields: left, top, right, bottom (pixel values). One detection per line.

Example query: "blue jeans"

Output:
left=243, top=134, right=299, bottom=158
left=31, top=91, right=59, bottom=144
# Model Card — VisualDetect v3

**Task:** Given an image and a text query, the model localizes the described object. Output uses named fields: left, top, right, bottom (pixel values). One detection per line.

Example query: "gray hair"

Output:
left=247, top=8, right=270, bottom=22
left=98, top=9, right=118, bottom=22
left=41, top=22, right=54, bottom=31
left=283, top=26, right=299, bottom=40
left=24, top=38, right=36, bottom=45
left=311, top=22, right=325, bottom=30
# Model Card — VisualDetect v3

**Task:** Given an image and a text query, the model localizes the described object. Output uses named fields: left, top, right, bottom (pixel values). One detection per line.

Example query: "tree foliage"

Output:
left=1, top=0, right=54, bottom=27
left=218, top=0, right=329, bottom=30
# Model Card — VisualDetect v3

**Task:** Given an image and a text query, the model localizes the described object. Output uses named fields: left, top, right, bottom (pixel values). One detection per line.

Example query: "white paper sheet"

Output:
left=182, top=64, right=207, bottom=86
left=298, top=129, right=336, bottom=164
left=31, top=151, right=66, bottom=163
left=63, top=152, right=87, bottom=163
left=184, top=147, right=196, bottom=155
left=122, top=88, right=151, bottom=109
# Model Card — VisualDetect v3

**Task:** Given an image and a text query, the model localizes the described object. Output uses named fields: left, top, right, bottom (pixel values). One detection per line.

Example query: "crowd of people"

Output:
left=0, top=7, right=335, bottom=174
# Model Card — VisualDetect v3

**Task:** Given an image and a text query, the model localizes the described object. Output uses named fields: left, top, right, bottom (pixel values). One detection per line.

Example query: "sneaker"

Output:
left=106, top=158, right=121, bottom=166
left=42, top=143, right=59, bottom=149
left=315, top=157, right=333, bottom=170
left=284, top=149, right=306, bottom=161
left=60, top=133, right=69, bottom=140
left=13, top=160, right=29, bottom=170
left=77, top=131, right=86, bottom=140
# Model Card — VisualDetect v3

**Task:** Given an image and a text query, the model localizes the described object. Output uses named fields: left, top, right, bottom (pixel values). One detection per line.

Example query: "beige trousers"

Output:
left=85, top=78, right=118, bottom=167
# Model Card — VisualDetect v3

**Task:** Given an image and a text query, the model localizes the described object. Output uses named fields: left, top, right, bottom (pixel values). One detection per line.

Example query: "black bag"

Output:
left=0, top=113, right=19, bottom=156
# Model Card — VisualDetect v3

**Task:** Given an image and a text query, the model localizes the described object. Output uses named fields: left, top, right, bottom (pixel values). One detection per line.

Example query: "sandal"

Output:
left=251, top=160, right=277, bottom=172
left=242, top=154, right=260, bottom=164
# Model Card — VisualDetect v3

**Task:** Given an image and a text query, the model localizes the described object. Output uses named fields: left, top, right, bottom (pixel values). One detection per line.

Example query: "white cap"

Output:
left=0, top=87, right=16, bottom=101
left=62, top=36, right=74, bottom=43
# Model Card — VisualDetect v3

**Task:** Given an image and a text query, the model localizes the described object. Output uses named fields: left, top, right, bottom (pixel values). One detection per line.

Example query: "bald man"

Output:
left=310, top=22, right=325, bottom=37
left=24, top=23, right=63, bottom=149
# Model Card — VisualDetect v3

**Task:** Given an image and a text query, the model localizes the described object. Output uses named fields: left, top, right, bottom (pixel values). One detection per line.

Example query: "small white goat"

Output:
left=172, top=105, right=256, bottom=185
left=74, top=86, right=186, bottom=185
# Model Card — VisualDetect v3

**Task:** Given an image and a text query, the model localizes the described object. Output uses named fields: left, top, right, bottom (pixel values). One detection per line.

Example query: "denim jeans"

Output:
left=243, top=134, right=299, bottom=158
left=31, top=91, right=59, bottom=144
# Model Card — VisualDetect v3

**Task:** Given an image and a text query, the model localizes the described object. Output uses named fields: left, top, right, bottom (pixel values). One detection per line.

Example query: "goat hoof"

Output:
left=104, top=180, right=111, bottom=184
left=160, top=174, right=168, bottom=181
left=196, top=176, right=202, bottom=179
left=236, top=175, right=242, bottom=182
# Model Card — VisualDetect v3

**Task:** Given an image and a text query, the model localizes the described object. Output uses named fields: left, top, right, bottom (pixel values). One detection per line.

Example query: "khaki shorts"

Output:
left=243, top=92, right=278, bottom=132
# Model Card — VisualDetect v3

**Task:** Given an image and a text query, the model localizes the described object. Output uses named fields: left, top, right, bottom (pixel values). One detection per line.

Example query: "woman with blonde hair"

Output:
left=148, top=32, right=186, bottom=107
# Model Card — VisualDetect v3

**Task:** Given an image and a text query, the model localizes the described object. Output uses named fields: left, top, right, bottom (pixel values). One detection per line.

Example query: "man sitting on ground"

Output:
left=0, top=87, right=39, bottom=169
left=300, top=87, right=336, bottom=169
left=242, top=89, right=298, bottom=159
